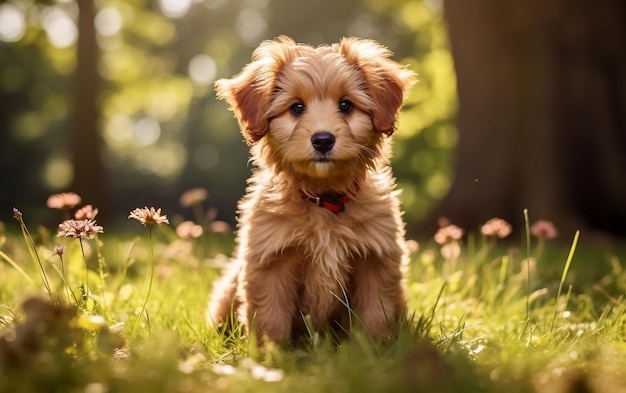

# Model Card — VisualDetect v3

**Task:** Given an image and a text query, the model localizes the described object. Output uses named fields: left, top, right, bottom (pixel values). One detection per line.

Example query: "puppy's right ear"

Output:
left=215, top=36, right=298, bottom=144
left=215, top=66, right=269, bottom=144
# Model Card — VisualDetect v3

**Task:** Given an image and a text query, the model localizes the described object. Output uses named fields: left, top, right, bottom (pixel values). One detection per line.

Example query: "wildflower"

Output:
left=176, top=221, right=203, bottom=239
left=208, top=220, right=231, bottom=234
left=406, top=239, right=420, bottom=254
left=179, top=188, right=208, bottom=208
left=530, top=220, right=558, bottom=239
left=57, top=219, right=103, bottom=239
left=57, top=219, right=102, bottom=305
left=75, top=205, right=99, bottom=220
left=47, top=192, right=82, bottom=210
left=12, top=207, right=22, bottom=221
left=128, top=207, right=169, bottom=226
left=127, top=206, right=168, bottom=342
left=440, top=241, right=461, bottom=260
left=53, top=245, right=65, bottom=256
left=434, top=224, right=464, bottom=245
left=480, top=217, right=512, bottom=239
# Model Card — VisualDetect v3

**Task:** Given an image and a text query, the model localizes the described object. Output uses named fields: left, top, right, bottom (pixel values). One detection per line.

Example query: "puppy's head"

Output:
left=215, top=36, right=415, bottom=191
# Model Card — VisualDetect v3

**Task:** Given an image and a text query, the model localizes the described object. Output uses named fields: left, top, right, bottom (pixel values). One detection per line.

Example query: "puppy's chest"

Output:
left=241, top=185, right=400, bottom=270
left=292, top=221, right=364, bottom=267
left=246, top=211, right=370, bottom=271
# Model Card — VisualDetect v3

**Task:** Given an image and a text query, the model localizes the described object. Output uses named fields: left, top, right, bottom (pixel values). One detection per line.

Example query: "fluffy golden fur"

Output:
left=209, top=36, right=415, bottom=344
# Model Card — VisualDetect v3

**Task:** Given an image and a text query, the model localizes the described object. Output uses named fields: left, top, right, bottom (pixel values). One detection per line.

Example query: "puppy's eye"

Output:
left=338, top=99, right=353, bottom=114
left=290, top=102, right=305, bottom=115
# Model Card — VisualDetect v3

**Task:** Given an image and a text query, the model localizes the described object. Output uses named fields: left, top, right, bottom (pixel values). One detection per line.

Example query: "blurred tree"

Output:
left=424, top=0, right=626, bottom=238
left=71, top=0, right=110, bottom=221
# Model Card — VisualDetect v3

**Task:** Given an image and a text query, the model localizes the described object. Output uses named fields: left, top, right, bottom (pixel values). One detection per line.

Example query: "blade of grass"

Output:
left=13, top=209, right=53, bottom=299
left=519, top=209, right=532, bottom=343
left=523, top=209, right=531, bottom=321
left=0, top=249, right=35, bottom=285
left=549, top=230, right=580, bottom=334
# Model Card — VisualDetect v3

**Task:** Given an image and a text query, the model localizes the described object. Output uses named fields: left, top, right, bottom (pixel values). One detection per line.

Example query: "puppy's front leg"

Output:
left=242, top=253, right=299, bottom=344
left=350, top=255, right=405, bottom=339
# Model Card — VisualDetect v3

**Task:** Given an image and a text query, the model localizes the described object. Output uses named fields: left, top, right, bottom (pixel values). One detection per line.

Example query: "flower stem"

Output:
left=79, top=238, right=89, bottom=301
left=52, top=257, right=79, bottom=305
left=130, top=227, right=156, bottom=342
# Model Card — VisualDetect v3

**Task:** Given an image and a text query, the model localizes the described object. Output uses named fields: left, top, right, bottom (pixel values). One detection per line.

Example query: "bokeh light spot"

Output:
left=13, top=112, right=45, bottom=142
left=426, top=172, right=451, bottom=199
left=159, top=0, right=192, bottom=18
left=188, top=54, right=217, bottom=86
left=133, top=117, right=161, bottom=147
left=42, top=7, right=78, bottom=48
left=424, top=0, right=444, bottom=13
left=236, top=8, right=266, bottom=45
left=43, top=156, right=73, bottom=190
left=95, top=8, right=123, bottom=37
left=0, top=4, right=26, bottom=42
left=104, top=113, right=134, bottom=145
left=136, top=143, right=187, bottom=178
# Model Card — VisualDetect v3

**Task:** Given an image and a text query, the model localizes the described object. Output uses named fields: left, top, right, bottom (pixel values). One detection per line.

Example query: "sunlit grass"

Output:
left=0, top=203, right=625, bottom=393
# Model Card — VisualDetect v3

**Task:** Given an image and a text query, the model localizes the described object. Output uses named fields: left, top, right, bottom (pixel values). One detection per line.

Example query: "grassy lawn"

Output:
left=0, top=206, right=625, bottom=393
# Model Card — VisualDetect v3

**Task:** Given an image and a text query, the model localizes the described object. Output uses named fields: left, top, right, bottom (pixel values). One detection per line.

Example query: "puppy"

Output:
left=209, top=36, right=415, bottom=345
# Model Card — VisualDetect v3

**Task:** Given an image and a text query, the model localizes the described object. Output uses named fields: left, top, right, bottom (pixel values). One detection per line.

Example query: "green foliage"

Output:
left=0, top=0, right=457, bottom=227
left=1, top=206, right=625, bottom=392
left=364, top=0, right=458, bottom=221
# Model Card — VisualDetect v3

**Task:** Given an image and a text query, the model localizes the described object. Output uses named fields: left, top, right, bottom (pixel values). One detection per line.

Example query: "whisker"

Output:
left=355, top=145, right=378, bottom=168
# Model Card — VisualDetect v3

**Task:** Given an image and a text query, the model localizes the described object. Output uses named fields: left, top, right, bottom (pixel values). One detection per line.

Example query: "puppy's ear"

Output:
left=340, top=38, right=416, bottom=136
left=215, top=36, right=298, bottom=144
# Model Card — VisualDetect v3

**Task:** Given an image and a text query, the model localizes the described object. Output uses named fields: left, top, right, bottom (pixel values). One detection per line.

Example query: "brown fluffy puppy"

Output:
left=209, top=36, right=415, bottom=345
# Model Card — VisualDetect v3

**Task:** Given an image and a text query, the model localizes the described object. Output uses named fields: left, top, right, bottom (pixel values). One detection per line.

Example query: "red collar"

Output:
left=301, top=185, right=359, bottom=213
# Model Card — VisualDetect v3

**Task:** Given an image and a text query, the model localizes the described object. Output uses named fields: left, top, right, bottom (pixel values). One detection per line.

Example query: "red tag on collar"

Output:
left=301, top=185, right=359, bottom=213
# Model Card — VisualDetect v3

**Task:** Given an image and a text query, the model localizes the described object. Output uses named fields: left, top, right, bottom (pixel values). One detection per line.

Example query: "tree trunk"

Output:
left=423, top=0, right=626, bottom=238
left=71, top=0, right=110, bottom=221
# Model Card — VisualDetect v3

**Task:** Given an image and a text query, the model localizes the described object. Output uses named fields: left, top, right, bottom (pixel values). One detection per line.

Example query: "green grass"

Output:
left=0, top=212, right=625, bottom=393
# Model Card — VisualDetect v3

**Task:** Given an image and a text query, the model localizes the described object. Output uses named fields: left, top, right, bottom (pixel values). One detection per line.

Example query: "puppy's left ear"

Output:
left=340, top=38, right=416, bottom=136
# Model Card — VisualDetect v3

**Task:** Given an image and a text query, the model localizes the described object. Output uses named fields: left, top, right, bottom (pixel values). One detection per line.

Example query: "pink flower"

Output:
left=176, top=221, right=203, bottom=239
left=57, top=219, right=103, bottom=239
left=481, top=218, right=512, bottom=239
left=53, top=245, right=66, bottom=256
left=74, top=205, right=99, bottom=220
left=434, top=224, right=464, bottom=245
left=128, top=207, right=169, bottom=226
left=406, top=239, right=420, bottom=254
left=530, top=220, right=558, bottom=239
left=12, top=207, right=23, bottom=221
left=208, top=220, right=231, bottom=234
left=179, top=188, right=208, bottom=208
left=440, top=241, right=461, bottom=260
left=47, top=192, right=82, bottom=210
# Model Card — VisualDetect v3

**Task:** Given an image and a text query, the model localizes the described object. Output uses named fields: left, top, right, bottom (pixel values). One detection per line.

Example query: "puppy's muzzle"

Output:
left=311, top=132, right=335, bottom=153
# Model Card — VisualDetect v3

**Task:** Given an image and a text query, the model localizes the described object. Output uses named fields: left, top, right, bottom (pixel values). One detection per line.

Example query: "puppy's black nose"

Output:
left=311, top=132, right=335, bottom=153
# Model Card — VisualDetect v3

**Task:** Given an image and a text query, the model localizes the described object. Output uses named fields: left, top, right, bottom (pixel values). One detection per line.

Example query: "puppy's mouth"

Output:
left=292, top=156, right=337, bottom=178
left=312, top=156, right=333, bottom=163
